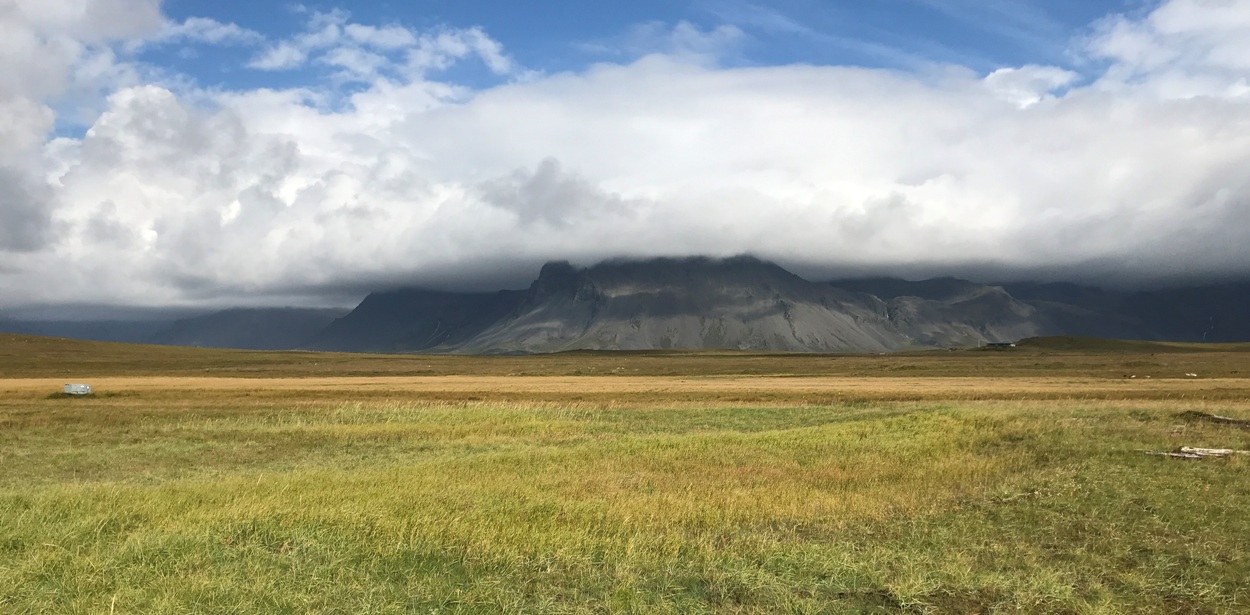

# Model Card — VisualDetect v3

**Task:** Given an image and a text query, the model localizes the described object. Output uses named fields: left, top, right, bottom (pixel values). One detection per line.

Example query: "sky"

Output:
left=2, top=0, right=1250, bottom=309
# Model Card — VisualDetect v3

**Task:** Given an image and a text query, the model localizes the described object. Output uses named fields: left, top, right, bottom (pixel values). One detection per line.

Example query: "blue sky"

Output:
left=5, top=0, right=1250, bottom=307
left=154, top=0, right=1130, bottom=91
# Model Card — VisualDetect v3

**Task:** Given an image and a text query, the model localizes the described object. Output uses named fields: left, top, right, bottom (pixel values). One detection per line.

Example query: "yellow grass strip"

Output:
left=6, top=375, right=1250, bottom=402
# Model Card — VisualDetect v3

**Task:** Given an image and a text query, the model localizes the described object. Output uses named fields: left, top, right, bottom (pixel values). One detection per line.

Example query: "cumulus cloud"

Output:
left=0, top=0, right=163, bottom=260
left=0, top=0, right=157, bottom=101
left=479, top=158, right=639, bottom=226
left=1089, top=0, right=1250, bottom=98
left=9, top=0, right=162, bottom=43
left=247, top=10, right=516, bottom=80
left=983, top=65, right=1079, bottom=107
left=0, top=168, right=56, bottom=252
left=2, top=0, right=1250, bottom=307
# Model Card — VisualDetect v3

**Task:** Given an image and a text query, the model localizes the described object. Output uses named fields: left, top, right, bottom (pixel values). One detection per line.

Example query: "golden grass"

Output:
left=3, top=335, right=1250, bottom=612
left=6, top=374, right=1250, bottom=410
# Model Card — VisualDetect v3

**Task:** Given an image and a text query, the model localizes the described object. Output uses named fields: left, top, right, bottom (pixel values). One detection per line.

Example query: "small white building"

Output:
left=63, top=384, right=92, bottom=395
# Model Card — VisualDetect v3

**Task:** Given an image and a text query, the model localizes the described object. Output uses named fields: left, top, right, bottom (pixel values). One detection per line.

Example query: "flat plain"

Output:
left=2, top=334, right=1249, bottom=614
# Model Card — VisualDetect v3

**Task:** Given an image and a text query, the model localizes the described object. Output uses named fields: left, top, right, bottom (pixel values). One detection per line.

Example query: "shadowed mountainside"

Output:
left=308, top=289, right=524, bottom=353
left=151, top=308, right=349, bottom=350
left=0, top=308, right=347, bottom=350
left=1000, top=281, right=1250, bottom=343
left=4, top=257, right=1250, bottom=353
left=0, top=319, right=176, bottom=344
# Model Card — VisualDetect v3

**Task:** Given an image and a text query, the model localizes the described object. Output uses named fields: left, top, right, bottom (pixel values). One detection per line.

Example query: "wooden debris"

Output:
left=1176, top=411, right=1250, bottom=429
left=1146, top=450, right=1203, bottom=460
left=1146, top=446, right=1250, bottom=460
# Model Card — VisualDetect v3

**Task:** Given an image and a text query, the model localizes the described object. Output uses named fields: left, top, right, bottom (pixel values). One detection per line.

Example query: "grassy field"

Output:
left=3, top=335, right=1250, bottom=613
left=5, top=334, right=1250, bottom=380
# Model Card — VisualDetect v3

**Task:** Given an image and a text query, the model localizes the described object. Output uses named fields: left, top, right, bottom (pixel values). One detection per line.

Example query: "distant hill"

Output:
left=0, top=308, right=347, bottom=351
left=0, top=319, right=176, bottom=343
left=151, top=308, right=349, bottom=350
left=1001, top=281, right=1250, bottom=343
left=308, top=290, right=524, bottom=353
left=4, top=257, right=1250, bottom=353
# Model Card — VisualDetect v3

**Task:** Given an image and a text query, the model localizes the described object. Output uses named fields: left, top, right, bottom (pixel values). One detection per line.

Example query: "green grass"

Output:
left=4, top=393, right=1250, bottom=614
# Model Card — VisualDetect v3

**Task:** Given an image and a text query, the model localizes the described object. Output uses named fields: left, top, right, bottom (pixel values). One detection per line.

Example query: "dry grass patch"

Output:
left=3, top=390, right=1250, bottom=613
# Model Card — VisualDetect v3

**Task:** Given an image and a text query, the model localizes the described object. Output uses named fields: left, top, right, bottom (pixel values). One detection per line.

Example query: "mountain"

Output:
left=0, top=319, right=177, bottom=344
left=4, top=257, right=1249, bottom=353
left=151, top=308, right=349, bottom=350
left=457, top=257, right=911, bottom=353
left=1002, top=280, right=1250, bottom=343
left=831, top=276, right=1050, bottom=347
left=831, top=276, right=989, bottom=301
left=316, top=258, right=1250, bottom=353
left=312, top=257, right=1034, bottom=354
left=0, top=308, right=347, bottom=350
left=308, top=289, right=524, bottom=353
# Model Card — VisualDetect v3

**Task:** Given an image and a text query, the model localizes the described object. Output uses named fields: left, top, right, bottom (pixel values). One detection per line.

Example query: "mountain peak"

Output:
left=10, top=257, right=1250, bottom=353
left=531, top=260, right=583, bottom=301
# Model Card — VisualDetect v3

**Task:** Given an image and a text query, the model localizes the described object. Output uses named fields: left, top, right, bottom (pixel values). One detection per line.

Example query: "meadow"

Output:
left=2, top=334, right=1249, bottom=614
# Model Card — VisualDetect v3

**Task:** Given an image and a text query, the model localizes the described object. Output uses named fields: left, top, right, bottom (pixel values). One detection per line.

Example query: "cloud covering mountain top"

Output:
left=2, top=0, right=1250, bottom=308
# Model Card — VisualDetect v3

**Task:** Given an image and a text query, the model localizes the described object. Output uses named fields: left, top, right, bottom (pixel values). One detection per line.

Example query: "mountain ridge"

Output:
left=3, top=256, right=1249, bottom=353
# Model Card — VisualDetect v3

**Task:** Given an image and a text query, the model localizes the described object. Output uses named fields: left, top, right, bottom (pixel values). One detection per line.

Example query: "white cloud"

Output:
left=249, top=42, right=309, bottom=70
left=984, top=65, right=1079, bottom=107
left=0, top=97, right=55, bottom=166
left=405, top=27, right=516, bottom=76
left=10, top=0, right=162, bottom=42
left=1089, top=0, right=1250, bottom=98
left=344, top=23, right=417, bottom=50
left=150, top=17, right=264, bottom=47
left=4, top=0, right=1250, bottom=307
left=479, top=158, right=637, bottom=226
left=320, top=46, right=388, bottom=79
left=0, top=0, right=162, bottom=262
left=1, top=0, right=160, bottom=101
left=247, top=11, right=517, bottom=82
left=248, top=10, right=345, bottom=70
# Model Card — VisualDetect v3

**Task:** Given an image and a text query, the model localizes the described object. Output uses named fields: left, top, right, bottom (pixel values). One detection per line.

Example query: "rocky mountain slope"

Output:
left=4, top=256, right=1248, bottom=353
left=456, top=258, right=910, bottom=353
left=314, top=257, right=1048, bottom=353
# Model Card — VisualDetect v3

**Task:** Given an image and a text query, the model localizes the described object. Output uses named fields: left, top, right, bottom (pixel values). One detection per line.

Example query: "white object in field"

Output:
left=63, top=383, right=92, bottom=395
